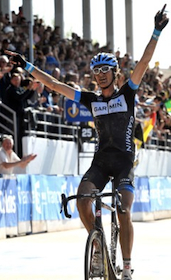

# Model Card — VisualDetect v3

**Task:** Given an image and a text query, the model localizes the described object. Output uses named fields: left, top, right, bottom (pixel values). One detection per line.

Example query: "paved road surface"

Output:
left=0, top=219, right=171, bottom=280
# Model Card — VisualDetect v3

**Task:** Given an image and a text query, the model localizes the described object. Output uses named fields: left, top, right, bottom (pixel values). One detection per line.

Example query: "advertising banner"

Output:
left=64, top=176, right=82, bottom=218
left=30, top=175, right=67, bottom=221
left=0, top=179, right=6, bottom=228
left=31, top=174, right=49, bottom=221
left=132, top=177, right=150, bottom=212
left=17, top=175, right=32, bottom=223
left=45, top=175, right=67, bottom=221
left=149, top=177, right=171, bottom=211
left=65, top=99, right=93, bottom=122
left=5, top=179, right=18, bottom=229
left=0, top=174, right=171, bottom=239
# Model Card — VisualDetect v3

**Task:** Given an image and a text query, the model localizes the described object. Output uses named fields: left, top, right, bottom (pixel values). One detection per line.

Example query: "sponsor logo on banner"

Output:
left=65, top=99, right=93, bottom=122
left=149, top=177, right=171, bottom=211
left=17, top=175, right=32, bottom=223
left=0, top=179, right=18, bottom=228
left=0, top=189, right=16, bottom=214
left=132, top=177, right=150, bottom=212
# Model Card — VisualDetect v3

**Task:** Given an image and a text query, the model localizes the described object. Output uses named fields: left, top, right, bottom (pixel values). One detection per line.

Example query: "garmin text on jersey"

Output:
left=91, top=95, right=128, bottom=117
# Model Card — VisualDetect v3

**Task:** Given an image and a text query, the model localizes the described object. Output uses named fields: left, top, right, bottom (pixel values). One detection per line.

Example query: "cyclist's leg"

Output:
left=117, top=186, right=134, bottom=259
left=115, top=166, right=134, bottom=279
left=76, top=163, right=109, bottom=233
left=77, top=180, right=96, bottom=233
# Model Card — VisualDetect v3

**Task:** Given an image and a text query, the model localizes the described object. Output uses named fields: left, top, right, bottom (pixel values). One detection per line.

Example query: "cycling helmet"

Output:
left=90, top=52, right=118, bottom=70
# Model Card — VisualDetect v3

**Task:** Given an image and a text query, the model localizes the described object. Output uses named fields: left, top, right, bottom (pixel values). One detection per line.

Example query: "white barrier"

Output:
left=21, top=137, right=171, bottom=177
left=135, top=149, right=171, bottom=176
left=22, top=136, right=78, bottom=175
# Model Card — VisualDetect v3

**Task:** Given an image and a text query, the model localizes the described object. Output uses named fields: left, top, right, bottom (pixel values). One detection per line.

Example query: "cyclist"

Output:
left=6, top=5, right=169, bottom=280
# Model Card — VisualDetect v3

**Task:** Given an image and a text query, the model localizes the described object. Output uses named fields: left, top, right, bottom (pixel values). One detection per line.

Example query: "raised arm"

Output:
left=131, top=4, right=169, bottom=86
left=5, top=51, right=76, bottom=101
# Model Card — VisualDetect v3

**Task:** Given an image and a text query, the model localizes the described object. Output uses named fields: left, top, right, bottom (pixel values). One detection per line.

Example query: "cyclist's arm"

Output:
left=130, top=5, right=169, bottom=86
left=28, top=67, right=78, bottom=101
left=130, top=38, right=157, bottom=86
left=5, top=50, right=80, bottom=102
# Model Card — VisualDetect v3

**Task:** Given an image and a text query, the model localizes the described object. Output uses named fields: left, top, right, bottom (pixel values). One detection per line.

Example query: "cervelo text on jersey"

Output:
left=91, top=95, right=127, bottom=117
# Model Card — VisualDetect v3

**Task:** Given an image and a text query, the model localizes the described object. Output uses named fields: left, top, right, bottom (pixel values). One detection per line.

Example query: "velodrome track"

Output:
left=0, top=219, right=171, bottom=280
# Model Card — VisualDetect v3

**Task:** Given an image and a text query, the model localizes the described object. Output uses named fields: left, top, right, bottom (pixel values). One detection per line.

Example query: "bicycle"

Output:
left=60, top=179, right=126, bottom=280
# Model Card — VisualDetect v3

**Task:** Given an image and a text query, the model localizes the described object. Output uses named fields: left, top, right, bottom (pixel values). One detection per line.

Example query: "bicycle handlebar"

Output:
left=60, top=193, right=71, bottom=218
left=60, top=190, right=126, bottom=218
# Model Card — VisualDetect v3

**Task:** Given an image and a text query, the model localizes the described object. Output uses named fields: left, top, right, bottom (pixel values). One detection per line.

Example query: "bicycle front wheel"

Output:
left=84, top=229, right=110, bottom=280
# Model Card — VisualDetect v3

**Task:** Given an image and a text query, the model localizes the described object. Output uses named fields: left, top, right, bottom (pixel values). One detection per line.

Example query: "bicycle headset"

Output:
left=90, top=52, right=118, bottom=89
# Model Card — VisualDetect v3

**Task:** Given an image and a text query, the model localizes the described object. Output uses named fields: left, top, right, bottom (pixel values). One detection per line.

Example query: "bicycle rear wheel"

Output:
left=84, top=229, right=112, bottom=280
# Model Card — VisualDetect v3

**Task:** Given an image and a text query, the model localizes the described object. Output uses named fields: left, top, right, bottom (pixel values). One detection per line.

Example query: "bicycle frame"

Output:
left=92, top=183, right=123, bottom=276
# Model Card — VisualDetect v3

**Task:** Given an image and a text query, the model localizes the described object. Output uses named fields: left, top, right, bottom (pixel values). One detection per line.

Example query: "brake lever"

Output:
left=60, top=193, right=72, bottom=218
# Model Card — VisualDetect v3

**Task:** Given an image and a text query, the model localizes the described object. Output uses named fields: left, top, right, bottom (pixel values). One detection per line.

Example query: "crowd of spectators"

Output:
left=0, top=6, right=171, bottom=156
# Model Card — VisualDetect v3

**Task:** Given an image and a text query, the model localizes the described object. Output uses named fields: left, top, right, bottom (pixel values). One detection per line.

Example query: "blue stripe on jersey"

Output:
left=128, top=79, right=139, bottom=90
left=74, top=90, right=81, bottom=102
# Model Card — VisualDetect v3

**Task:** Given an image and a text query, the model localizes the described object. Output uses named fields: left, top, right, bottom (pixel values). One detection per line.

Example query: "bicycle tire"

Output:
left=110, top=222, right=123, bottom=277
left=85, top=229, right=113, bottom=280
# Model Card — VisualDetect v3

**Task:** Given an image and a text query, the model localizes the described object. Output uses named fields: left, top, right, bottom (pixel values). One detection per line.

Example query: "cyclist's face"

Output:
left=93, top=65, right=114, bottom=89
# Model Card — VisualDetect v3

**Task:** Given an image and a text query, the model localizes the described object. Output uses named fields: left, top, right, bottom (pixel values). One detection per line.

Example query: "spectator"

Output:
left=24, top=79, right=42, bottom=107
left=0, top=134, right=36, bottom=175
left=33, top=25, right=41, bottom=45
left=120, top=53, right=134, bottom=78
left=115, top=49, right=122, bottom=68
left=45, top=55, right=59, bottom=75
left=34, top=50, right=46, bottom=70
left=81, top=74, right=92, bottom=90
left=26, top=81, right=46, bottom=110
left=16, top=6, right=24, bottom=24
left=41, top=85, right=53, bottom=109
left=50, top=25, right=61, bottom=44
left=0, top=38, right=10, bottom=55
left=0, top=55, right=13, bottom=101
left=3, top=73, right=32, bottom=157
left=3, top=25, right=15, bottom=42
left=51, top=92, right=64, bottom=114
left=41, top=45, right=59, bottom=74
left=15, top=41, right=28, bottom=59
left=52, top=67, right=61, bottom=80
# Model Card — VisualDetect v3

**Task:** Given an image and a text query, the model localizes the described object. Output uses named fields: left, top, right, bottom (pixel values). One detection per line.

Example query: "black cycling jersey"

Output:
left=80, top=81, right=136, bottom=161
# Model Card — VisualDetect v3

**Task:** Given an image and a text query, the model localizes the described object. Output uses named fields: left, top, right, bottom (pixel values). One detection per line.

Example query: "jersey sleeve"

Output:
left=128, top=78, right=139, bottom=90
left=73, top=90, right=81, bottom=102
left=79, top=91, right=96, bottom=112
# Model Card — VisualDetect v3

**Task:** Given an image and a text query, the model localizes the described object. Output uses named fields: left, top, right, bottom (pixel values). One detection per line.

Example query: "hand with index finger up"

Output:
left=155, top=4, right=169, bottom=31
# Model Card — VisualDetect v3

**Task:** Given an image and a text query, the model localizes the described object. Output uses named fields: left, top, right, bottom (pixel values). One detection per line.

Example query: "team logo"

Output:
left=67, top=102, right=79, bottom=118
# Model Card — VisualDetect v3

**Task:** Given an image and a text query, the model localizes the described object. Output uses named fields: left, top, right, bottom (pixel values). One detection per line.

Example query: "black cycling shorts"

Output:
left=81, top=151, right=134, bottom=192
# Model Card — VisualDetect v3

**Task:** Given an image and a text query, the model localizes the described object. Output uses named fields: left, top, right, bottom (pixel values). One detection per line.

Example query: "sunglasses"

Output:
left=93, top=65, right=113, bottom=75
